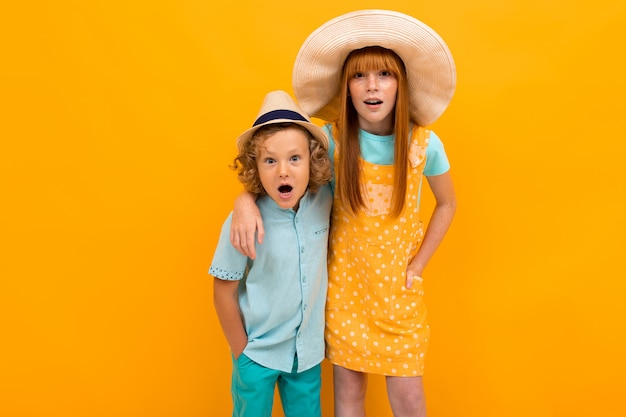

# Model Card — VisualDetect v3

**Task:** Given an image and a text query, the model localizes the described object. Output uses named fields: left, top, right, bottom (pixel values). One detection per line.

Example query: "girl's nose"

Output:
left=367, top=74, right=378, bottom=91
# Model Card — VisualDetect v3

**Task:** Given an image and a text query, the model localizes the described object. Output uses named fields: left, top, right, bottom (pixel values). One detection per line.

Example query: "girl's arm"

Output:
left=406, top=171, right=457, bottom=288
left=230, top=191, right=264, bottom=259
left=213, top=278, right=247, bottom=358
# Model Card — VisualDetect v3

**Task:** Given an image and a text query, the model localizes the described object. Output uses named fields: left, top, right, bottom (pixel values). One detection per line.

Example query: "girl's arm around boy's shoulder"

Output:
left=231, top=191, right=263, bottom=260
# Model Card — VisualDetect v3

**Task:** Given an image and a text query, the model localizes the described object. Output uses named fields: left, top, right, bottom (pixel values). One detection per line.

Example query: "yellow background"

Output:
left=2, top=0, right=625, bottom=416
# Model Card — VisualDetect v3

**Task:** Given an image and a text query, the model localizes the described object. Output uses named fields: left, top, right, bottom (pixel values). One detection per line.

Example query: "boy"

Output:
left=209, top=90, right=332, bottom=417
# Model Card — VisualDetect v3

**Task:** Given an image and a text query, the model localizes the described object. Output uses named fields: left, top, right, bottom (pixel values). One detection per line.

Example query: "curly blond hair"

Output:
left=231, top=123, right=331, bottom=195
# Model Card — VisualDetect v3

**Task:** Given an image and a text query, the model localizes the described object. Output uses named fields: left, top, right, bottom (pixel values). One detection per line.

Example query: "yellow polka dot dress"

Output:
left=326, top=127, right=430, bottom=377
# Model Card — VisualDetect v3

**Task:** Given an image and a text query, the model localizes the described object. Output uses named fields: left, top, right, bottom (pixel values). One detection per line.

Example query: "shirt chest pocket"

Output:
left=313, top=225, right=329, bottom=236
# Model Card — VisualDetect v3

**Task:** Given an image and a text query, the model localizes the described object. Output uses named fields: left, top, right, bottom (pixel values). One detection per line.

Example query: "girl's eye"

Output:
left=353, top=72, right=365, bottom=78
left=380, top=70, right=391, bottom=77
left=264, top=158, right=276, bottom=164
left=290, top=155, right=301, bottom=162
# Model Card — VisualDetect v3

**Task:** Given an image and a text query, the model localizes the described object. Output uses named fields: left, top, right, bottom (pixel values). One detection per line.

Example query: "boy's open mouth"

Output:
left=278, top=185, right=293, bottom=194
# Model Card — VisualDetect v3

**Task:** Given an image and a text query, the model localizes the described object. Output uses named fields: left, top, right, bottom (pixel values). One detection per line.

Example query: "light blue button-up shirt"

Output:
left=209, top=185, right=332, bottom=373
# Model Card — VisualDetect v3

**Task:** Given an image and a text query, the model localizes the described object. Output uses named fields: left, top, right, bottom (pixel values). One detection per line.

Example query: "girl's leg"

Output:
left=278, top=360, right=321, bottom=417
left=231, top=354, right=278, bottom=417
left=385, top=375, right=426, bottom=417
left=333, top=365, right=368, bottom=417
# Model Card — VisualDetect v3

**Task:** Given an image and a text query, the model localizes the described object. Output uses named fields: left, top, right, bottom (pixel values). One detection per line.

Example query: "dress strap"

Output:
left=409, top=126, right=430, bottom=168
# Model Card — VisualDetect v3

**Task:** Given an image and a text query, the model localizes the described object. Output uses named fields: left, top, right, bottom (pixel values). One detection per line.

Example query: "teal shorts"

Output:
left=231, top=353, right=321, bottom=417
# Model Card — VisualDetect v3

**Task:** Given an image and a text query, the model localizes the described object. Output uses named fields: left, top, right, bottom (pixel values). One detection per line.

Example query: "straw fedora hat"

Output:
left=236, top=90, right=329, bottom=151
left=292, top=9, right=456, bottom=127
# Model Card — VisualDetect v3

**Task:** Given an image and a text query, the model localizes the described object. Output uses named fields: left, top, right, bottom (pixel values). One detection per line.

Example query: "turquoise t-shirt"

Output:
left=323, top=124, right=450, bottom=176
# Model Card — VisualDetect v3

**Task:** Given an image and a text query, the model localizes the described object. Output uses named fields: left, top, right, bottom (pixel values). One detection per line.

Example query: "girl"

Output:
left=231, top=10, right=457, bottom=417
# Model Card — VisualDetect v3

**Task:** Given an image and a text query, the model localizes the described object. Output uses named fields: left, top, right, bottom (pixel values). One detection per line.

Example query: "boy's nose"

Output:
left=279, top=163, right=289, bottom=177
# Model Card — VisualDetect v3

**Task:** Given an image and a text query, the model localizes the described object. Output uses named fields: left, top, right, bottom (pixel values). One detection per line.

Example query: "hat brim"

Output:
left=292, top=9, right=456, bottom=126
left=236, top=119, right=328, bottom=152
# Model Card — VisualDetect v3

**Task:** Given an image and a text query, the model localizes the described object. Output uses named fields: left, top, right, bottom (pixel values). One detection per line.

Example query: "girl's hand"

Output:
left=230, top=191, right=264, bottom=259
left=405, top=263, right=424, bottom=289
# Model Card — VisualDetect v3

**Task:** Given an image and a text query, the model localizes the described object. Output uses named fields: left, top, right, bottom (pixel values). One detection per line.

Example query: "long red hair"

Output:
left=335, top=46, right=411, bottom=218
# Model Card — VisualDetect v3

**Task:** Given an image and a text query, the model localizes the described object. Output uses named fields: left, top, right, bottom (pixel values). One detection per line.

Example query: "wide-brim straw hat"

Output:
left=236, top=90, right=328, bottom=151
left=292, top=9, right=456, bottom=127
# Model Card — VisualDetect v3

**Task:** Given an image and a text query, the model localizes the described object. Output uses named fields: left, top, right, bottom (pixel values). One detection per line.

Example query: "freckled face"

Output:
left=257, top=127, right=311, bottom=210
left=348, top=69, right=398, bottom=135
